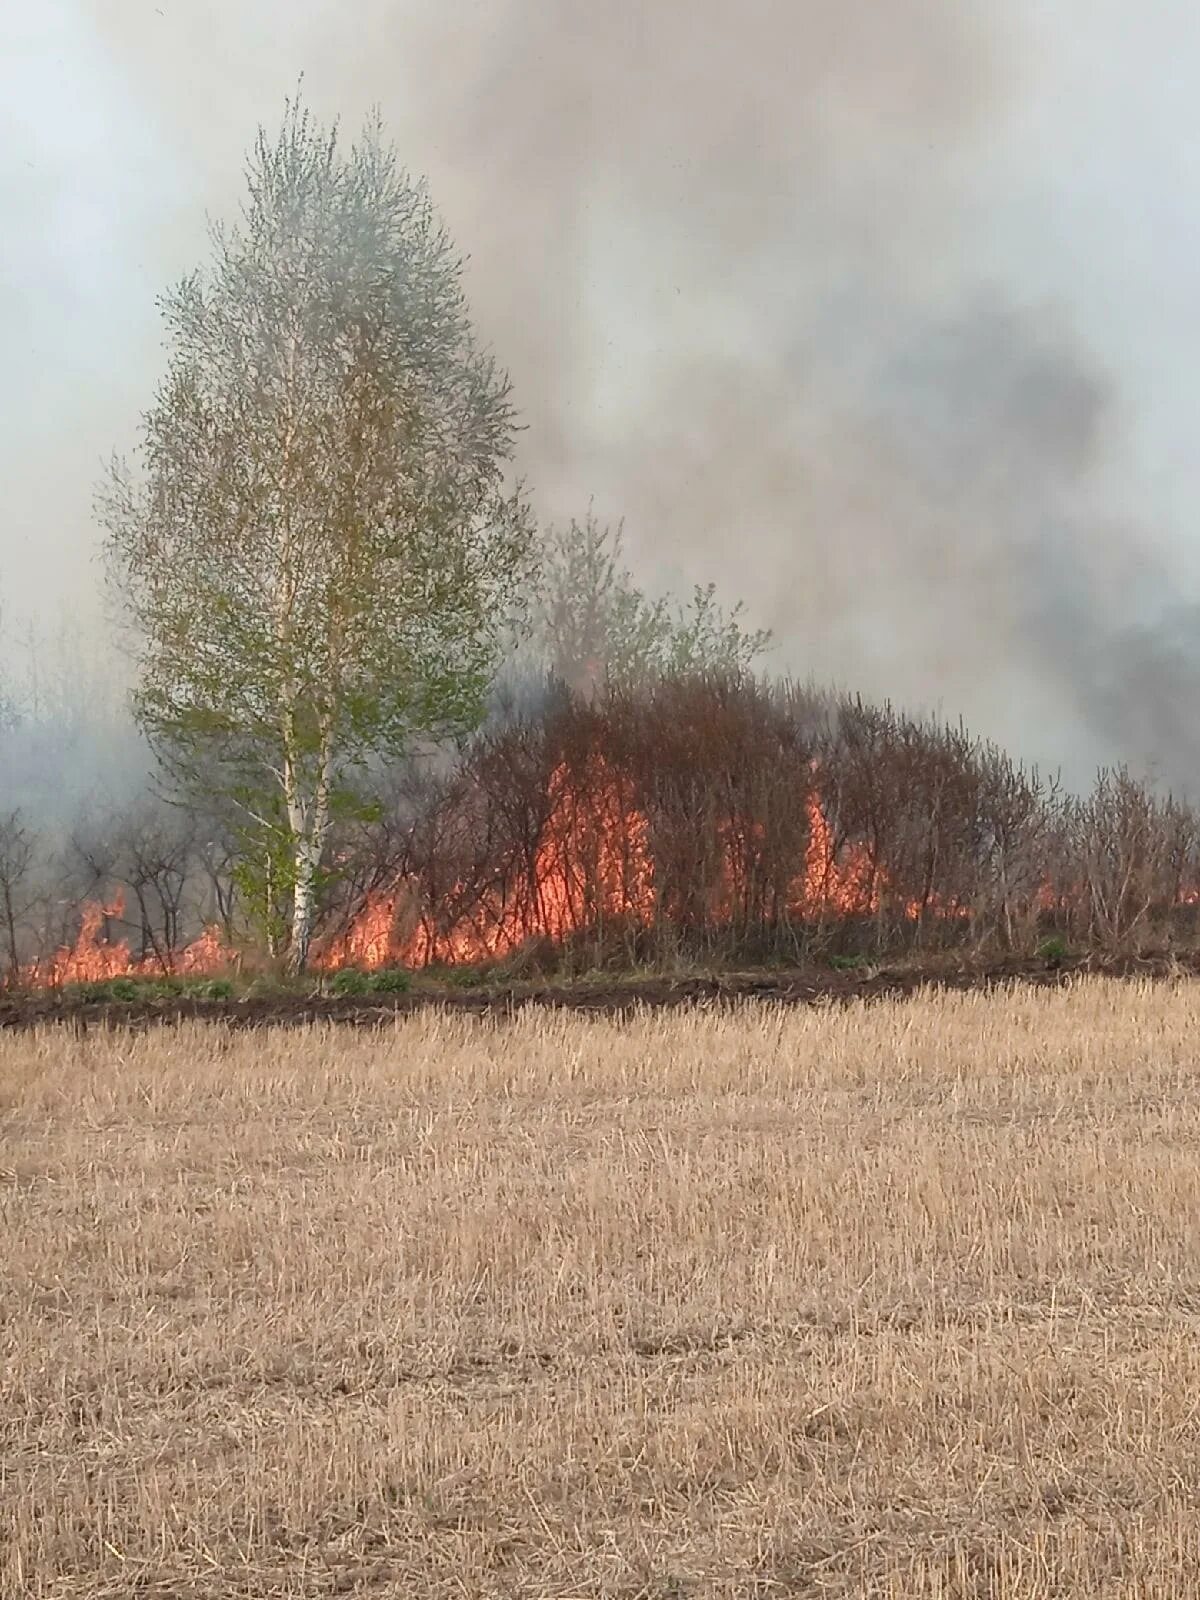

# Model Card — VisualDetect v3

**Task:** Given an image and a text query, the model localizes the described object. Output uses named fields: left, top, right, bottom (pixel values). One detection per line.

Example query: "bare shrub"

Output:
left=11, top=670, right=1200, bottom=975
left=0, top=809, right=36, bottom=983
left=1061, top=767, right=1199, bottom=953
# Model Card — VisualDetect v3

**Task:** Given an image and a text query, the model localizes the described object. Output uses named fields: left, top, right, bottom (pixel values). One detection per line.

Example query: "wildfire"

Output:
left=18, top=760, right=1024, bottom=988
left=42, top=897, right=132, bottom=986
left=320, top=762, right=889, bottom=971
left=317, top=757, right=656, bottom=969
left=793, top=791, right=878, bottom=918
left=23, top=893, right=237, bottom=988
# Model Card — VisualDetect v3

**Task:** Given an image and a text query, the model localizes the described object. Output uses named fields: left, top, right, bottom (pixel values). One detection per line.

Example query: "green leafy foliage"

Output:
left=101, top=97, right=534, bottom=971
left=325, top=965, right=411, bottom=996
left=368, top=967, right=411, bottom=994
left=229, top=811, right=300, bottom=957
left=330, top=967, right=371, bottom=997
left=63, top=977, right=141, bottom=1003
left=446, top=965, right=488, bottom=989
left=197, top=978, right=236, bottom=1001
left=62, top=974, right=237, bottom=1004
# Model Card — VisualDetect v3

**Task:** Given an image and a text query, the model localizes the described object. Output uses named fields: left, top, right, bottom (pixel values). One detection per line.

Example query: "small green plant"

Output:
left=829, top=953, right=870, bottom=971
left=140, top=977, right=184, bottom=1000
left=197, top=978, right=235, bottom=1001
left=368, top=967, right=411, bottom=994
left=1036, top=936, right=1068, bottom=962
left=242, top=973, right=287, bottom=1000
left=65, top=977, right=139, bottom=1003
left=330, top=967, right=371, bottom=997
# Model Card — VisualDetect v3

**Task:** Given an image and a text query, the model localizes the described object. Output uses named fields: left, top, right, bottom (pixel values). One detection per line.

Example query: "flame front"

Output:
left=794, top=791, right=878, bottom=918
left=17, top=762, right=1028, bottom=987
left=318, top=757, right=656, bottom=969
left=23, top=893, right=237, bottom=988
left=321, top=762, right=888, bottom=971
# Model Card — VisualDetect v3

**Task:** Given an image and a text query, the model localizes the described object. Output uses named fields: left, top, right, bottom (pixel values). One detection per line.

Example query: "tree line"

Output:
left=3, top=98, right=1191, bottom=982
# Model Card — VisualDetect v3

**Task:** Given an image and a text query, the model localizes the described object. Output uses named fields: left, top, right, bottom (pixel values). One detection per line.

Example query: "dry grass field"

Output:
left=5, top=981, right=1200, bottom=1597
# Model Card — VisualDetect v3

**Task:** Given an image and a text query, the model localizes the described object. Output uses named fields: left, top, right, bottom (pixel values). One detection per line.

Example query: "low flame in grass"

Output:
left=23, top=893, right=237, bottom=989
left=175, top=924, right=238, bottom=975
left=41, top=897, right=132, bottom=986
left=794, top=791, right=879, bottom=919
left=20, top=764, right=943, bottom=987
left=322, top=890, right=398, bottom=972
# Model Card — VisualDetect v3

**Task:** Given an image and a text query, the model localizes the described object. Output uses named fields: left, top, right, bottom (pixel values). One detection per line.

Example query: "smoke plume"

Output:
left=5, top=1, right=1199, bottom=792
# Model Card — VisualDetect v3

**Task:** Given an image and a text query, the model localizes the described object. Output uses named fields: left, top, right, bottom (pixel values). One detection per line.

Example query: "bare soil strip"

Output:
left=0, top=951, right=1195, bottom=1031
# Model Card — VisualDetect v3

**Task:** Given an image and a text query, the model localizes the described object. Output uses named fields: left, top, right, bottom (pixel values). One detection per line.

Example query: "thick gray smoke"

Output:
left=6, top=1, right=1200, bottom=793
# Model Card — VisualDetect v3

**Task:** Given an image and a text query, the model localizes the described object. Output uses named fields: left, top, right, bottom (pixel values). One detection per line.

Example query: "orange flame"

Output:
left=793, top=791, right=879, bottom=918
left=176, top=924, right=238, bottom=975
left=40, top=896, right=133, bottom=986
left=317, top=757, right=656, bottom=969
left=31, top=760, right=1159, bottom=989
left=23, top=892, right=237, bottom=989
left=320, top=762, right=900, bottom=971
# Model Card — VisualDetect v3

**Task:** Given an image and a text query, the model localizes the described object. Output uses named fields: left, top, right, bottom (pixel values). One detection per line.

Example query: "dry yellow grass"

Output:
left=4, top=980, right=1200, bottom=1597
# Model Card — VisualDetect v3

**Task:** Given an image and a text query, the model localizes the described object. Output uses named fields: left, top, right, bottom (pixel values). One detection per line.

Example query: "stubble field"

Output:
left=5, top=981, right=1200, bottom=1597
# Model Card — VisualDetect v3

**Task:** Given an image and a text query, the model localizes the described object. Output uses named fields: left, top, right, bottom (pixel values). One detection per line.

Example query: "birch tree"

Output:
left=102, top=101, right=532, bottom=971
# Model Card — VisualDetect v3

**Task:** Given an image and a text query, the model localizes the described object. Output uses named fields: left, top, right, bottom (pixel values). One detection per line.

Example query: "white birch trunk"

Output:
left=288, top=831, right=322, bottom=974
left=283, top=729, right=334, bottom=975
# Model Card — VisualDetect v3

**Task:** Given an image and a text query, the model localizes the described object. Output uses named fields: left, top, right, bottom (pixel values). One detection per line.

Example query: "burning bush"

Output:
left=5, top=670, right=1200, bottom=989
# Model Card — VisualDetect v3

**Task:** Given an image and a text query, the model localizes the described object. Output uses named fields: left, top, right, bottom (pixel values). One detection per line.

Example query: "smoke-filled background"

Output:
left=6, top=0, right=1200, bottom=795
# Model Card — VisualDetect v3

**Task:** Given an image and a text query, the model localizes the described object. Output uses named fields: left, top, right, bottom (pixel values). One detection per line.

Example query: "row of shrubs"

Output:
left=3, top=670, right=1199, bottom=978
left=326, top=675, right=1200, bottom=963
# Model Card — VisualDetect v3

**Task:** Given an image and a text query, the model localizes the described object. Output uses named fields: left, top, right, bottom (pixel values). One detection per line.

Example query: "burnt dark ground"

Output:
left=1, top=952, right=1195, bottom=1031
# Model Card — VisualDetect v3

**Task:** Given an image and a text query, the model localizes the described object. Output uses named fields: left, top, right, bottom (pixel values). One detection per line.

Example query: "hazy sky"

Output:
left=6, top=2, right=1200, bottom=788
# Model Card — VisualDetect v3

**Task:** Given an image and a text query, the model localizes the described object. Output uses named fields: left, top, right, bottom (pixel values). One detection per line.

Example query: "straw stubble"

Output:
left=4, top=980, right=1200, bottom=1595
